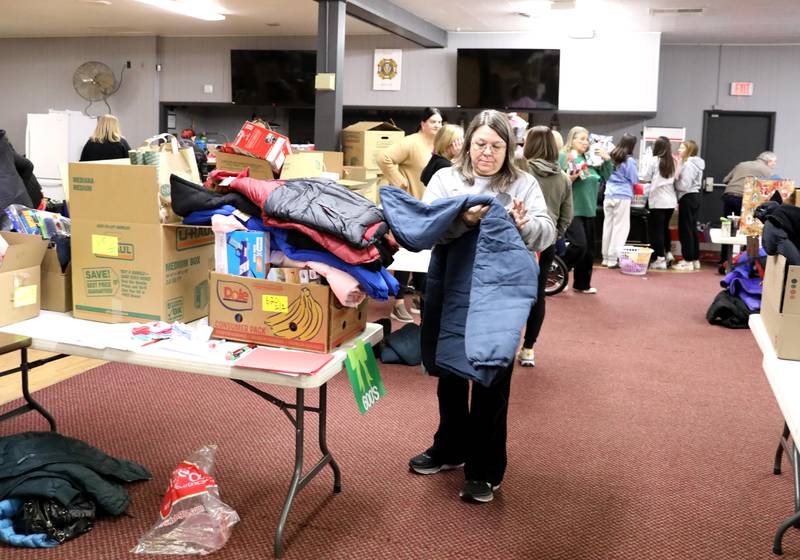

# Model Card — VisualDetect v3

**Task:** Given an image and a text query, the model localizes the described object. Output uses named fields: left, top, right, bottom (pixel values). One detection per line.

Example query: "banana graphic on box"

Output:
left=265, top=288, right=324, bottom=341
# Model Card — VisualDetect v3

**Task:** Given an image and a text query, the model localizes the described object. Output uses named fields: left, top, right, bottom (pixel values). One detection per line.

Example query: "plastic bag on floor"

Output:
left=131, top=445, right=239, bottom=555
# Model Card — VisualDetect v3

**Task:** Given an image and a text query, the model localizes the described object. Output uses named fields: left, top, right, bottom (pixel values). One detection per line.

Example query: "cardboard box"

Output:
left=208, top=272, right=367, bottom=353
left=762, top=254, right=800, bottom=360
left=280, top=152, right=325, bottom=179
left=342, top=166, right=378, bottom=182
left=0, top=232, right=48, bottom=327
left=319, top=151, right=344, bottom=177
left=41, top=246, right=72, bottom=312
left=231, top=121, right=291, bottom=174
left=69, top=162, right=215, bottom=323
left=214, top=151, right=274, bottom=180
left=341, top=121, right=404, bottom=170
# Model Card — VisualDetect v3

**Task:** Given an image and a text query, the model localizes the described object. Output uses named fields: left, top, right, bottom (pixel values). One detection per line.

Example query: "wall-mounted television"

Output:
left=456, top=49, right=560, bottom=110
left=231, top=50, right=317, bottom=108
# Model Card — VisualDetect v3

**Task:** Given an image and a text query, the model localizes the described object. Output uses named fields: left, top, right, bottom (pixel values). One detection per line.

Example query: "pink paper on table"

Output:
left=234, top=347, right=334, bottom=375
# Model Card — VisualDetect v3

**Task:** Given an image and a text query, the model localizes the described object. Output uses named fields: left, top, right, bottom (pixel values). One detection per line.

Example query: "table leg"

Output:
left=275, top=388, right=305, bottom=559
left=774, top=446, right=800, bottom=555
left=0, top=348, right=58, bottom=431
left=318, top=383, right=341, bottom=493
left=775, top=423, right=791, bottom=475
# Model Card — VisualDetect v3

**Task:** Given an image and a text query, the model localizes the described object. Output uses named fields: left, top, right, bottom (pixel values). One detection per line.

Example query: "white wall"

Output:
left=655, top=44, right=800, bottom=180
left=343, top=31, right=661, bottom=112
left=0, top=37, right=158, bottom=150
left=1, top=36, right=799, bottom=180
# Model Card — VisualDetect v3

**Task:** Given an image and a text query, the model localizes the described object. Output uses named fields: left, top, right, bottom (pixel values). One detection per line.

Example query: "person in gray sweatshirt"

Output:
left=672, top=140, right=706, bottom=271
left=517, top=125, right=573, bottom=368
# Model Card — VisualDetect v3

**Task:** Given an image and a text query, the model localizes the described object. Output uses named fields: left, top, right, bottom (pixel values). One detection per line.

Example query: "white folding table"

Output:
left=750, top=313, right=800, bottom=555
left=0, top=311, right=382, bottom=558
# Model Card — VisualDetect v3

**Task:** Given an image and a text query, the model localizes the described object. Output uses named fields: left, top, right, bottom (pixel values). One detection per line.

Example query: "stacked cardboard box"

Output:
left=69, top=162, right=215, bottom=323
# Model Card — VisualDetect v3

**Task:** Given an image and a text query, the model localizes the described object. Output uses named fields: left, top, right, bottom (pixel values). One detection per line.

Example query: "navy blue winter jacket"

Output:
left=380, top=186, right=538, bottom=386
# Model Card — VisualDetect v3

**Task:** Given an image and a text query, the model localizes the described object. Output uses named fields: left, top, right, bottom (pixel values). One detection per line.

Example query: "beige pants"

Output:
left=602, top=198, right=632, bottom=262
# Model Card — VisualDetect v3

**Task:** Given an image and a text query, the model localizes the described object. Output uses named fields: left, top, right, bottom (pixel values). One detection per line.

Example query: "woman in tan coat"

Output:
left=379, top=107, right=442, bottom=322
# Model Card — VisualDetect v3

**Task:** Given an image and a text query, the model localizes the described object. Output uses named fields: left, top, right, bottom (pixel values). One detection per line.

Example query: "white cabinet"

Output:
left=25, top=110, right=97, bottom=181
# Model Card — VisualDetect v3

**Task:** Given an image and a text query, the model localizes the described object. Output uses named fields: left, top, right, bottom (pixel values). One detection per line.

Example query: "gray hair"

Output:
left=757, top=151, right=777, bottom=164
left=453, top=109, right=521, bottom=192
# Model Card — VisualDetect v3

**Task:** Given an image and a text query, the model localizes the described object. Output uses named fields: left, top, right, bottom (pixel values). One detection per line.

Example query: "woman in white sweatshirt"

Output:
left=639, top=136, right=677, bottom=269
left=672, top=140, right=705, bottom=271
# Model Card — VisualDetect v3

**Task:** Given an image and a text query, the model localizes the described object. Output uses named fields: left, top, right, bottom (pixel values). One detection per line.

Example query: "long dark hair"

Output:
left=652, top=136, right=675, bottom=178
left=453, top=109, right=520, bottom=192
left=610, top=133, right=637, bottom=168
left=416, top=107, right=442, bottom=131
left=523, top=125, right=559, bottom=163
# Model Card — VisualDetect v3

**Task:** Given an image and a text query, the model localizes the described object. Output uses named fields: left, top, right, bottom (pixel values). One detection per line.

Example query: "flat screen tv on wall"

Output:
left=231, top=50, right=317, bottom=107
left=456, top=49, right=560, bottom=110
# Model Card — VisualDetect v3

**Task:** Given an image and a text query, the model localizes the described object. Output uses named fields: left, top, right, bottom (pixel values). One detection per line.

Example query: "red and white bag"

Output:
left=131, top=445, right=239, bottom=555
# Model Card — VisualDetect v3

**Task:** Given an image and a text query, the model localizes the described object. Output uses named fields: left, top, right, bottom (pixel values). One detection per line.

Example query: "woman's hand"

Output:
left=447, top=137, right=464, bottom=158
left=596, top=147, right=610, bottom=161
left=462, top=204, right=490, bottom=226
left=568, top=171, right=581, bottom=183
left=509, top=198, right=530, bottom=230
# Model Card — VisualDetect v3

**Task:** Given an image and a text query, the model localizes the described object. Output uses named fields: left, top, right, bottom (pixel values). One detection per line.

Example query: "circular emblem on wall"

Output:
left=376, top=58, right=398, bottom=80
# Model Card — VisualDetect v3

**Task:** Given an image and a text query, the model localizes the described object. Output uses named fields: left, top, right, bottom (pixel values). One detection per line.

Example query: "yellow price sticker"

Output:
left=262, top=294, right=288, bottom=313
left=13, top=285, right=38, bottom=308
left=92, top=234, right=119, bottom=257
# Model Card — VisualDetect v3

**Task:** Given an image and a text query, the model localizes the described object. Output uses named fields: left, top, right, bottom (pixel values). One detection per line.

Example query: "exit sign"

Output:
left=730, top=82, right=754, bottom=96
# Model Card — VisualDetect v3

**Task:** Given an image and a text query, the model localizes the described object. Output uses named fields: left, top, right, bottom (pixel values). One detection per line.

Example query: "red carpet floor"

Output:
left=0, top=266, right=792, bottom=559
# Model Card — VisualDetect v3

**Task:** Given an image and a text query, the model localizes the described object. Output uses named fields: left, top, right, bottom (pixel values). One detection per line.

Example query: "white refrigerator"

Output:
left=25, top=110, right=96, bottom=198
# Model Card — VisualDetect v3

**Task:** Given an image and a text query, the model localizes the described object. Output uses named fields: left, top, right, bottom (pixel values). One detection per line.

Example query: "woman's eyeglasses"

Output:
left=471, top=141, right=506, bottom=154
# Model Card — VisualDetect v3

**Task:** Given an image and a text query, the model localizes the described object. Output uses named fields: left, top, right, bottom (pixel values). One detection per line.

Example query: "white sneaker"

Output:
left=650, top=257, right=667, bottom=270
left=665, top=252, right=675, bottom=264
left=693, top=260, right=702, bottom=270
left=607, top=259, right=619, bottom=269
left=601, top=259, right=610, bottom=267
left=574, top=287, right=598, bottom=294
left=671, top=260, right=694, bottom=271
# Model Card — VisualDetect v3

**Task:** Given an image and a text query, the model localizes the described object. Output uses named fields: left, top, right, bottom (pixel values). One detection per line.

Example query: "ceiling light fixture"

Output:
left=134, top=0, right=225, bottom=21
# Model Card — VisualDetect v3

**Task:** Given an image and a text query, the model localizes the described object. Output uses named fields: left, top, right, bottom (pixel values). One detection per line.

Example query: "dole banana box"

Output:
left=208, top=272, right=367, bottom=353
left=69, top=162, right=215, bottom=323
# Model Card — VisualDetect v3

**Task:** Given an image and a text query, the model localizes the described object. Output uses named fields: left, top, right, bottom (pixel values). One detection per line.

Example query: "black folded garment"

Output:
left=757, top=201, right=800, bottom=265
left=169, top=174, right=261, bottom=218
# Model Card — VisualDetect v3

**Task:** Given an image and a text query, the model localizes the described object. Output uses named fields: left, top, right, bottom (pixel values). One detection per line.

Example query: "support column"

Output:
left=314, top=0, right=346, bottom=151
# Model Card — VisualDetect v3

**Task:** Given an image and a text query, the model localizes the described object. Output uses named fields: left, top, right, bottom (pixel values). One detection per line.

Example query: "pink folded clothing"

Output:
left=269, top=251, right=366, bottom=308
left=306, top=261, right=365, bottom=308
left=211, top=214, right=248, bottom=234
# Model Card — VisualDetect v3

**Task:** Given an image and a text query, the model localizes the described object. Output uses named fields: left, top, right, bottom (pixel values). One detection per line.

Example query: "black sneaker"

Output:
left=408, top=451, right=464, bottom=475
left=459, top=480, right=500, bottom=503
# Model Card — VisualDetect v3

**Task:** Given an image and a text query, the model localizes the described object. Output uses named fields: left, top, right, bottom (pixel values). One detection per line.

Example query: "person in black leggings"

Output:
left=518, top=126, right=573, bottom=367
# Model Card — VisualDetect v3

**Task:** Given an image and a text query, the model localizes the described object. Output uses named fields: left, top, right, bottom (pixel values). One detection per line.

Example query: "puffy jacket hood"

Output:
left=528, top=158, right=560, bottom=177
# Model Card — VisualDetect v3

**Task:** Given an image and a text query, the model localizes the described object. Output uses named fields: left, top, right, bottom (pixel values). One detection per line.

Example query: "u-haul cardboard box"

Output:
left=69, top=162, right=215, bottom=323
left=762, top=254, right=800, bottom=360
left=208, top=272, right=367, bottom=353
left=341, top=122, right=404, bottom=170
left=214, top=151, right=274, bottom=180
left=0, top=232, right=48, bottom=327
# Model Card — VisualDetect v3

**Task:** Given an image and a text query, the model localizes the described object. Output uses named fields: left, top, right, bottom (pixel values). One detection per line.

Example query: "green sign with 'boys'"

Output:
left=345, top=341, right=385, bottom=415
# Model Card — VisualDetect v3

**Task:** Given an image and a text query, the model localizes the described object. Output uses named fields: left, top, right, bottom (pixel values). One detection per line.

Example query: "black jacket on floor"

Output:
left=0, top=432, right=151, bottom=516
